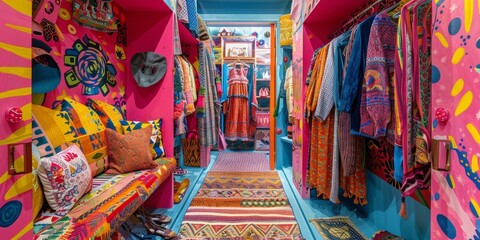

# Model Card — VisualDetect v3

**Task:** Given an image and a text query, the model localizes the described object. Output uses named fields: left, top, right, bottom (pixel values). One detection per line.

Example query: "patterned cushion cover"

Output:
left=34, top=158, right=177, bottom=239
left=120, top=119, right=166, bottom=158
left=57, top=97, right=109, bottom=176
left=37, top=145, right=93, bottom=215
left=86, top=99, right=125, bottom=133
left=105, top=126, right=157, bottom=174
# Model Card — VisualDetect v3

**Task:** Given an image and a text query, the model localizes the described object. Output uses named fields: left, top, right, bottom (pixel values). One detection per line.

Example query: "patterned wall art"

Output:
left=431, top=0, right=480, bottom=239
left=64, top=35, right=117, bottom=96
left=33, top=0, right=127, bottom=111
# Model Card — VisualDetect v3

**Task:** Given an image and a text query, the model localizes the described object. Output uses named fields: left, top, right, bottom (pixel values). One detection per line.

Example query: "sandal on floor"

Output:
left=174, top=167, right=188, bottom=175
left=137, top=214, right=177, bottom=239
left=135, top=208, right=172, bottom=224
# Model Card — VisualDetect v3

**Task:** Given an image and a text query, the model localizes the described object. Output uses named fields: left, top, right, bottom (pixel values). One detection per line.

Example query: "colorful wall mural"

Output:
left=0, top=0, right=33, bottom=238
left=431, top=0, right=480, bottom=239
left=32, top=0, right=127, bottom=113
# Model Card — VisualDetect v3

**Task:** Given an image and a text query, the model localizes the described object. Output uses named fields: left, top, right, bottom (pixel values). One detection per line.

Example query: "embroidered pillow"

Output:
left=120, top=119, right=166, bottom=158
left=105, top=126, right=157, bottom=174
left=86, top=99, right=125, bottom=133
left=37, top=145, right=92, bottom=215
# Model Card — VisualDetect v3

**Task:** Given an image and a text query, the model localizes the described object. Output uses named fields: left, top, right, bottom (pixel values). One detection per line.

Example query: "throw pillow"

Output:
left=120, top=119, right=166, bottom=158
left=86, top=99, right=125, bottom=133
left=37, top=145, right=93, bottom=215
left=56, top=97, right=109, bottom=176
left=105, top=126, right=157, bottom=174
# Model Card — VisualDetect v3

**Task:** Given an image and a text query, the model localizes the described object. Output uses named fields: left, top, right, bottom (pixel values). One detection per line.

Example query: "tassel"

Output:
left=399, top=196, right=407, bottom=219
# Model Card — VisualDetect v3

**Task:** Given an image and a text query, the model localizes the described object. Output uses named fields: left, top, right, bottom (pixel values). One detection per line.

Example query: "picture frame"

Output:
left=224, top=42, right=253, bottom=58
left=222, top=36, right=256, bottom=60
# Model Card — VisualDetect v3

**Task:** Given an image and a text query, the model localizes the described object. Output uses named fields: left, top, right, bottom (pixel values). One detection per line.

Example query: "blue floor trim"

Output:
left=277, top=167, right=315, bottom=240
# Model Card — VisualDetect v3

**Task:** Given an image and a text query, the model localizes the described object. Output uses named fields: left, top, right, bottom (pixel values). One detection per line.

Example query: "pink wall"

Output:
left=125, top=11, right=174, bottom=157
left=291, top=28, right=309, bottom=198
left=431, top=1, right=480, bottom=239
left=0, top=0, right=33, bottom=238
left=34, top=1, right=127, bottom=112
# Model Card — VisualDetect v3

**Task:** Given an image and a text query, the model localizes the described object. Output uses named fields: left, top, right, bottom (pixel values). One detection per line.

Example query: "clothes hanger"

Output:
left=227, top=57, right=250, bottom=68
left=389, top=0, right=409, bottom=18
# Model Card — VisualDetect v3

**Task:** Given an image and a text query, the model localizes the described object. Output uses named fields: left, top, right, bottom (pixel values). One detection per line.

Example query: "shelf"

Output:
left=280, top=136, right=292, bottom=144
left=178, top=20, right=199, bottom=45
left=303, top=0, right=372, bottom=42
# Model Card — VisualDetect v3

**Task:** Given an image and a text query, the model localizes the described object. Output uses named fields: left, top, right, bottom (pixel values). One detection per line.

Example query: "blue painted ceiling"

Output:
left=197, top=0, right=291, bottom=16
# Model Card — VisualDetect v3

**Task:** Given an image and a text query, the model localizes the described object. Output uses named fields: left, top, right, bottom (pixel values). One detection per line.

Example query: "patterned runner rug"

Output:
left=179, top=171, right=302, bottom=239
left=211, top=152, right=269, bottom=172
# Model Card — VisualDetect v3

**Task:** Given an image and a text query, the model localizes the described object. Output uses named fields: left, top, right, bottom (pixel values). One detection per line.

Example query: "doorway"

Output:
left=208, top=23, right=277, bottom=169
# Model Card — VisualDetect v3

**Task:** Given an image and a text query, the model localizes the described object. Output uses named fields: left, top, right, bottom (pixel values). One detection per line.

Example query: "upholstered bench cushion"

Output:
left=34, top=157, right=176, bottom=239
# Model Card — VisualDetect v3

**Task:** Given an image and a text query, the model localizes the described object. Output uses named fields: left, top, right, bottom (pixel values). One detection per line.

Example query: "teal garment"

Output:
left=186, top=0, right=198, bottom=36
left=332, top=30, right=352, bottom=108
left=220, top=64, right=229, bottom=103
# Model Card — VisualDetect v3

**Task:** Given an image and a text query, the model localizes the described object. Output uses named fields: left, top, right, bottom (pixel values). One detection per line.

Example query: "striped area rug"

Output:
left=179, top=171, right=302, bottom=239
left=211, top=152, right=270, bottom=172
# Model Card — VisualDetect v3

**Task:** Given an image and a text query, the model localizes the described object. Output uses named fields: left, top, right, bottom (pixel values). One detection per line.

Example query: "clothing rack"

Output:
left=327, top=0, right=400, bottom=39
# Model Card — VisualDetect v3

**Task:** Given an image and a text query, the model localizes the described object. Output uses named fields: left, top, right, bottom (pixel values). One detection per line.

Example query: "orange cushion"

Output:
left=105, top=126, right=157, bottom=174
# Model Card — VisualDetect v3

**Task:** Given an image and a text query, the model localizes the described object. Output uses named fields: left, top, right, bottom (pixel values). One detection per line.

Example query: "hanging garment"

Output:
left=174, top=57, right=187, bottom=136
left=186, top=0, right=198, bottom=36
left=177, top=0, right=189, bottom=23
left=338, top=15, right=376, bottom=137
left=224, top=64, right=252, bottom=141
left=332, top=30, right=352, bottom=109
left=359, top=11, right=398, bottom=143
left=305, top=45, right=329, bottom=118
left=315, top=40, right=336, bottom=121
left=179, top=56, right=196, bottom=115
left=338, top=25, right=360, bottom=177
left=198, top=42, right=219, bottom=147
left=395, top=0, right=432, bottom=197
left=174, top=15, right=182, bottom=56
left=284, top=66, right=294, bottom=119
left=307, top=45, right=336, bottom=198
left=338, top=23, right=367, bottom=205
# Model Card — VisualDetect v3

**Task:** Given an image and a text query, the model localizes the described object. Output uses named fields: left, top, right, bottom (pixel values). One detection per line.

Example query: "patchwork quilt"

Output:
left=34, top=158, right=176, bottom=239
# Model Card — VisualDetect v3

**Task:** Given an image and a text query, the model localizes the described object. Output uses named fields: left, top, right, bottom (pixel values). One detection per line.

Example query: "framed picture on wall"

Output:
left=222, top=36, right=256, bottom=60
left=225, top=42, right=253, bottom=58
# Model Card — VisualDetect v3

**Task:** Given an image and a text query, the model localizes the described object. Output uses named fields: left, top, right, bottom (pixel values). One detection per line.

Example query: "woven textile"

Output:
left=211, top=152, right=269, bottom=172
left=180, top=171, right=302, bottom=239
left=309, top=216, right=368, bottom=240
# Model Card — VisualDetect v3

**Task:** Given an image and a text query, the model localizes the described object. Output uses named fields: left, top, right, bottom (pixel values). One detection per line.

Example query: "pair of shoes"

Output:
left=135, top=208, right=171, bottom=224
left=174, top=178, right=190, bottom=203
left=174, top=167, right=188, bottom=176
left=135, top=213, right=177, bottom=239
left=259, top=87, right=270, bottom=97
